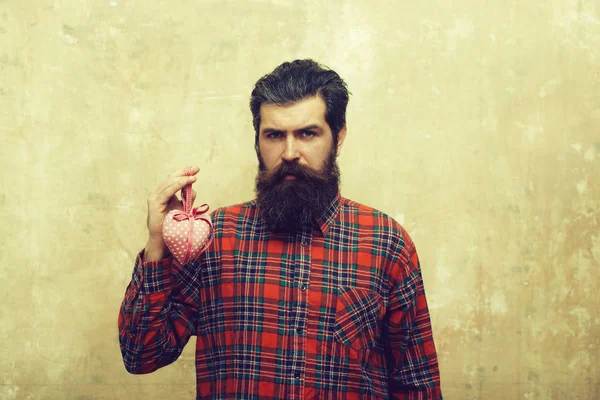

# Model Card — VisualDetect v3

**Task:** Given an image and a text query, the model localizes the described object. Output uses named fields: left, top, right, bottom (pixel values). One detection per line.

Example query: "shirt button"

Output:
left=294, top=372, right=302, bottom=380
left=296, top=327, right=304, bottom=334
left=300, top=283, right=308, bottom=291
left=301, top=239, right=309, bottom=247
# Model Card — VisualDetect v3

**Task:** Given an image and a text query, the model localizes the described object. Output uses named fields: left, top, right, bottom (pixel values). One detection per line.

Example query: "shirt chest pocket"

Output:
left=333, top=287, right=385, bottom=352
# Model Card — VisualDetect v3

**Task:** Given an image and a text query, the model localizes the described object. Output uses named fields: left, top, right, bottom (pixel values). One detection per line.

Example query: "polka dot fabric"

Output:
left=162, top=178, right=213, bottom=266
left=162, top=208, right=212, bottom=266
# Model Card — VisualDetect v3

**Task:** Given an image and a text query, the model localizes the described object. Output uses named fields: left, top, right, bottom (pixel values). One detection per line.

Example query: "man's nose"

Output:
left=282, top=135, right=300, bottom=161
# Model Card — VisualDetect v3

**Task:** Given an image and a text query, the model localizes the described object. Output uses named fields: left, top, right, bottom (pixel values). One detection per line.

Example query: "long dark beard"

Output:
left=255, top=150, right=340, bottom=234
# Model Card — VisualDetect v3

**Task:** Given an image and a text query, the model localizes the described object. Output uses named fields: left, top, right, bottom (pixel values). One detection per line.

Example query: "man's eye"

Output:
left=266, top=132, right=283, bottom=139
left=302, top=131, right=315, bottom=138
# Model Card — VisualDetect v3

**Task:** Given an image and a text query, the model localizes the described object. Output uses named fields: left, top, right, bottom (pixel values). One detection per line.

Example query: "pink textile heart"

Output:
left=162, top=170, right=213, bottom=266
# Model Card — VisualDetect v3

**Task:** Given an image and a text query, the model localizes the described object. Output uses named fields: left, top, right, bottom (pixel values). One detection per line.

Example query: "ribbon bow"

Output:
left=172, top=203, right=210, bottom=221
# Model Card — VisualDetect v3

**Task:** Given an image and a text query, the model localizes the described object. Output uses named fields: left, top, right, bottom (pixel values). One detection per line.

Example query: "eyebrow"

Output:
left=261, top=124, right=323, bottom=134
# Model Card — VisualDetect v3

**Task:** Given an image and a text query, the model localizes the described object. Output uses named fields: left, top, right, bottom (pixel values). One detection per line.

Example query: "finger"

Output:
left=156, top=175, right=197, bottom=205
left=155, top=167, right=199, bottom=198
left=168, top=165, right=200, bottom=179
left=191, top=189, right=197, bottom=203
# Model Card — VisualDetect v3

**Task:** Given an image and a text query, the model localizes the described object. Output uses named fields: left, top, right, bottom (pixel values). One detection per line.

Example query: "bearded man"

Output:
left=118, top=59, right=443, bottom=399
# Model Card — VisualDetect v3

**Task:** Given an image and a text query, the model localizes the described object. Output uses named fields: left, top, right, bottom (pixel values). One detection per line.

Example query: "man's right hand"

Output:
left=143, top=166, right=199, bottom=262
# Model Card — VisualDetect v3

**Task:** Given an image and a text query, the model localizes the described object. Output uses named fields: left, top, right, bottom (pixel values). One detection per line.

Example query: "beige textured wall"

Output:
left=1, top=0, right=598, bottom=399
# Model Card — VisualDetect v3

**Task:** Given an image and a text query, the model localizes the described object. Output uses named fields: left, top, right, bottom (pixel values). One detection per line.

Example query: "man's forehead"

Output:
left=259, top=96, right=327, bottom=131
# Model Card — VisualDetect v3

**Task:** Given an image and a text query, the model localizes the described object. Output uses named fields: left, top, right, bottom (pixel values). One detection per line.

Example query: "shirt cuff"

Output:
left=134, top=249, right=173, bottom=295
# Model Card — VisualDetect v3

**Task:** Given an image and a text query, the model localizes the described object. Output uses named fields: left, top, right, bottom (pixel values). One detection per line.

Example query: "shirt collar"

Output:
left=315, top=191, right=342, bottom=237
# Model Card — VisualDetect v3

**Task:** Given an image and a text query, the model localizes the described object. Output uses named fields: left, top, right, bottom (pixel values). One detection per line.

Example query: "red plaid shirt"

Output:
left=118, top=193, right=443, bottom=399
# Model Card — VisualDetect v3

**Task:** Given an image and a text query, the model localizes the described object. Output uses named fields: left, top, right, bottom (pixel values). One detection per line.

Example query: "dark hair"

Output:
left=250, top=59, right=350, bottom=148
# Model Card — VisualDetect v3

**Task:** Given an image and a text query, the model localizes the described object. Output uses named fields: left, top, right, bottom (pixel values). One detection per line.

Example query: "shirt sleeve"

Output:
left=117, top=249, right=201, bottom=374
left=385, top=231, right=443, bottom=399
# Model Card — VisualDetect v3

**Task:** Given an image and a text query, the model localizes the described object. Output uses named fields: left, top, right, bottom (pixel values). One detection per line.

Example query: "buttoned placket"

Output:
left=288, top=227, right=312, bottom=399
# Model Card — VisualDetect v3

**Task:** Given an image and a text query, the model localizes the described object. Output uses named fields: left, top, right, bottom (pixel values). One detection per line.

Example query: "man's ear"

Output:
left=335, top=125, right=347, bottom=157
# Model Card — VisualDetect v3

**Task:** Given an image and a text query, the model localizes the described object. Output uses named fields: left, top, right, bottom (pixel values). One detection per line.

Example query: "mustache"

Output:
left=259, top=160, right=328, bottom=183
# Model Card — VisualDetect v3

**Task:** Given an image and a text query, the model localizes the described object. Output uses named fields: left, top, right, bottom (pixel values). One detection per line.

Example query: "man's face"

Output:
left=257, top=95, right=346, bottom=175
left=254, top=95, right=347, bottom=233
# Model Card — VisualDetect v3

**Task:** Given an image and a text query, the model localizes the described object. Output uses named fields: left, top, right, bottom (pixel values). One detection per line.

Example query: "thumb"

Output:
left=192, top=189, right=197, bottom=203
